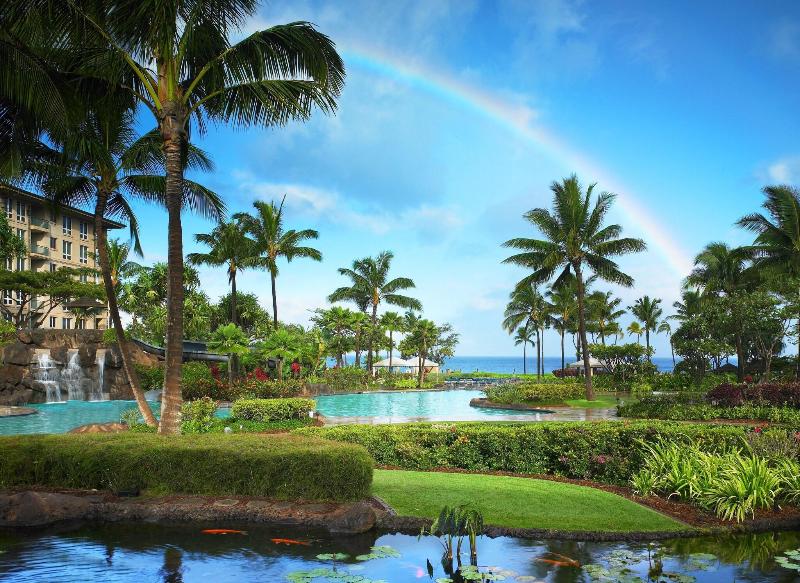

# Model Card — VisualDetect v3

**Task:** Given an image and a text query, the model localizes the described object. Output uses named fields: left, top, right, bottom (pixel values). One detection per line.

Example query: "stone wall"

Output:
left=0, top=330, right=159, bottom=405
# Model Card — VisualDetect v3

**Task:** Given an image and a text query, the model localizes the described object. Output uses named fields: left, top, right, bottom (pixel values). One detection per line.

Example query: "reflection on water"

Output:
left=1, top=523, right=798, bottom=582
left=316, top=389, right=618, bottom=424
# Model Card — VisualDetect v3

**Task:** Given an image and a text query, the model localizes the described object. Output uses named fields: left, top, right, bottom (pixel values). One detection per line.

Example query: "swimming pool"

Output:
left=315, top=389, right=615, bottom=424
left=0, top=401, right=161, bottom=435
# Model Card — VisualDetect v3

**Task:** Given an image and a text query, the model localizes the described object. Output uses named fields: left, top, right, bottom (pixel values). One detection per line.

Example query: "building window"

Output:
left=3, top=312, right=11, bottom=323
left=76, top=318, right=85, bottom=330
left=49, top=316, right=57, bottom=328
left=62, top=216, right=72, bottom=235
left=62, top=317, right=71, bottom=330
left=4, top=257, right=11, bottom=271
left=79, top=245, right=88, bottom=265
left=62, top=241, right=72, bottom=260
left=96, top=317, right=103, bottom=329
left=15, top=290, right=22, bottom=305
left=50, top=237, right=57, bottom=249
left=16, top=257, right=25, bottom=272
left=16, top=228, right=25, bottom=242
left=79, top=221, right=88, bottom=240
left=16, top=201, right=25, bottom=222
left=80, top=272, right=88, bottom=283
left=2, top=291, right=12, bottom=305
left=49, top=262, right=56, bottom=272
left=4, top=198, right=12, bottom=219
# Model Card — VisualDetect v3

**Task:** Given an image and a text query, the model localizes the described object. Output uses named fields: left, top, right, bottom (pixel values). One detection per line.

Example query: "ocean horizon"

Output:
left=441, top=355, right=676, bottom=374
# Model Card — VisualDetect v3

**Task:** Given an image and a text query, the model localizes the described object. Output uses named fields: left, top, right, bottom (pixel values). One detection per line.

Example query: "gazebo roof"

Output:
left=64, top=297, right=106, bottom=309
left=567, top=357, right=604, bottom=369
left=373, top=357, right=415, bottom=367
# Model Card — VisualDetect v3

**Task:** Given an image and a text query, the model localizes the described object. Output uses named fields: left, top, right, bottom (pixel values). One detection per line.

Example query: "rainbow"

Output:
left=343, top=46, right=694, bottom=278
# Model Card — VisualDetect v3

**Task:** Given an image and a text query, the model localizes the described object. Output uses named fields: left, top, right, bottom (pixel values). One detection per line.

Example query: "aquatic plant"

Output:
left=355, top=546, right=401, bottom=561
left=582, top=546, right=715, bottom=582
left=420, top=505, right=485, bottom=564
left=775, top=548, right=800, bottom=572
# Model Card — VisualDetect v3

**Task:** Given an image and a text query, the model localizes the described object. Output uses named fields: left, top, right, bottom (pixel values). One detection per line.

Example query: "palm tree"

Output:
left=629, top=295, right=663, bottom=358
left=547, top=280, right=576, bottom=371
left=312, top=306, right=355, bottom=367
left=380, top=311, right=404, bottom=368
left=7, top=2, right=345, bottom=433
left=236, top=197, right=322, bottom=330
left=404, top=318, right=439, bottom=387
left=328, top=251, right=421, bottom=371
left=685, top=242, right=751, bottom=379
left=588, top=290, right=625, bottom=345
left=513, top=326, right=535, bottom=375
left=188, top=220, right=256, bottom=328
left=627, top=321, right=643, bottom=344
left=106, top=239, right=142, bottom=291
left=738, top=185, right=800, bottom=377
left=502, top=175, right=646, bottom=399
left=37, top=109, right=220, bottom=428
left=657, top=321, right=674, bottom=366
left=503, top=284, right=549, bottom=378
left=671, top=290, right=704, bottom=322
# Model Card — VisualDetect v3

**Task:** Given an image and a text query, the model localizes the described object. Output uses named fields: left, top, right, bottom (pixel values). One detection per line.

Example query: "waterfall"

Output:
left=34, top=351, right=62, bottom=403
left=62, top=350, right=86, bottom=400
left=89, top=350, right=108, bottom=401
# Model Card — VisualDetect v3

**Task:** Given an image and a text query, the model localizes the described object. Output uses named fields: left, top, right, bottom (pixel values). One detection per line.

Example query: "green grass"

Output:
left=372, top=469, right=686, bottom=533
left=564, top=394, right=621, bottom=408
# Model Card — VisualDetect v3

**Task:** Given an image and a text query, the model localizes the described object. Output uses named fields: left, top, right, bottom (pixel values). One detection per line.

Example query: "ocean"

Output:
left=441, top=355, right=676, bottom=374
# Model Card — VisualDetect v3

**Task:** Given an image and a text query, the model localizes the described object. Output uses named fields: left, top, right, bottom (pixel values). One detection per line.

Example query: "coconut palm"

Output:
left=502, top=175, right=646, bottom=399
left=380, top=311, right=404, bottom=368
left=627, top=321, right=643, bottom=344
left=546, top=280, right=576, bottom=371
left=311, top=306, right=355, bottom=367
left=4, top=1, right=345, bottom=433
left=629, top=295, right=663, bottom=358
left=685, top=242, right=751, bottom=379
left=235, top=197, right=322, bottom=330
left=403, top=318, right=439, bottom=387
left=328, top=251, right=421, bottom=371
left=658, top=320, right=675, bottom=366
left=587, top=290, right=625, bottom=345
left=106, top=239, right=142, bottom=291
left=513, top=326, right=535, bottom=375
left=671, top=290, right=704, bottom=322
left=738, top=185, right=800, bottom=376
left=188, top=220, right=257, bottom=327
left=503, top=284, right=549, bottom=378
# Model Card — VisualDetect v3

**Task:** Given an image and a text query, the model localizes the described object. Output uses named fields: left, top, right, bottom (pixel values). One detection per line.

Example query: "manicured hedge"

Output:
left=0, top=433, right=372, bottom=501
left=231, top=398, right=315, bottom=421
left=484, top=381, right=585, bottom=404
left=294, top=421, right=749, bottom=485
left=619, top=395, right=800, bottom=425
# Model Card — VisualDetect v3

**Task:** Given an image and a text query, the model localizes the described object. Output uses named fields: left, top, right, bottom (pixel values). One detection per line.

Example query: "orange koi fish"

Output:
left=201, top=529, right=247, bottom=535
left=271, top=538, right=311, bottom=546
left=535, top=552, right=580, bottom=568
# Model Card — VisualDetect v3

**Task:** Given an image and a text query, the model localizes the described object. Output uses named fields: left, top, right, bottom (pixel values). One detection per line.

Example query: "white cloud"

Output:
left=760, top=156, right=800, bottom=184
left=768, top=20, right=800, bottom=61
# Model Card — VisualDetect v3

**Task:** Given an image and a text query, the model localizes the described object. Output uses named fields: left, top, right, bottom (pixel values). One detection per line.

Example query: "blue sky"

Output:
left=126, top=0, right=800, bottom=357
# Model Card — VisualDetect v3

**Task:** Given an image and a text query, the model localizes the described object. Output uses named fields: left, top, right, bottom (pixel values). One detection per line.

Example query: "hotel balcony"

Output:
left=29, top=243, right=50, bottom=258
left=29, top=217, right=50, bottom=231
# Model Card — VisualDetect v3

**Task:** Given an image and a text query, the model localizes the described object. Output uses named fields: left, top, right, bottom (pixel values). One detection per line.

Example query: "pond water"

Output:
left=315, top=389, right=617, bottom=424
left=0, top=401, right=160, bottom=435
left=1, top=523, right=798, bottom=582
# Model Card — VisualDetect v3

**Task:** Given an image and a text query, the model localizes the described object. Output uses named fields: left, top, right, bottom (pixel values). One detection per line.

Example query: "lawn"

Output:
left=563, top=394, right=621, bottom=408
left=372, top=469, right=686, bottom=533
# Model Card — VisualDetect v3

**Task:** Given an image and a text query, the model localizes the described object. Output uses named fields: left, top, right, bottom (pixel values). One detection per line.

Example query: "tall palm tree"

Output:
left=503, top=175, right=646, bottom=399
left=503, top=284, right=549, bottom=378
left=629, top=295, right=663, bottom=358
left=627, top=321, right=643, bottom=344
left=236, top=197, right=322, bottom=330
left=657, top=320, right=675, bottom=366
left=312, top=306, right=354, bottom=367
left=5, top=2, right=345, bottom=433
left=33, top=109, right=220, bottom=427
left=380, top=311, right=404, bottom=368
left=587, top=290, right=625, bottom=345
left=328, top=251, right=421, bottom=371
left=671, top=289, right=704, bottom=322
left=513, top=326, right=535, bottom=375
left=685, top=242, right=751, bottom=379
left=188, top=219, right=256, bottom=328
left=106, top=239, right=142, bottom=291
left=738, top=185, right=800, bottom=377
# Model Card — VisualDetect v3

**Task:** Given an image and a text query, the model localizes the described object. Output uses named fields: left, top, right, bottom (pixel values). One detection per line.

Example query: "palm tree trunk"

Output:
left=540, top=325, right=544, bottom=376
left=560, top=329, right=565, bottom=372
left=367, top=303, right=378, bottom=372
left=417, top=352, right=424, bottom=387
left=522, top=340, right=527, bottom=374
left=535, top=327, right=541, bottom=379
left=389, top=331, right=393, bottom=369
left=271, top=270, right=278, bottom=330
left=94, top=193, right=157, bottom=427
left=645, top=329, right=651, bottom=360
left=670, top=338, right=675, bottom=366
left=158, top=107, right=187, bottom=435
left=735, top=333, right=744, bottom=381
left=230, top=270, right=238, bottom=379
left=574, top=264, right=594, bottom=400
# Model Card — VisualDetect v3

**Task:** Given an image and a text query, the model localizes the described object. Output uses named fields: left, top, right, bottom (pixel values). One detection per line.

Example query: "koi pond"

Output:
left=1, top=523, right=799, bottom=582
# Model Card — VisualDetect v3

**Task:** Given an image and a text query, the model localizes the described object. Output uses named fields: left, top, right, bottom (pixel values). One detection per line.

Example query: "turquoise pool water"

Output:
left=316, top=389, right=557, bottom=423
left=0, top=401, right=161, bottom=435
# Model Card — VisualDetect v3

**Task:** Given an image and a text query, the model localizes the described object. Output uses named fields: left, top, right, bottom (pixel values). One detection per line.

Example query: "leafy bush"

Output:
left=648, top=371, right=736, bottom=393
left=231, top=398, right=316, bottom=422
left=484, top=381, right=586, bottom=404
left=235, top=377, right=307, bottom=399
left=708, top=382, right=800, bottom=408
left=295, top=421, right=749, bottom=485
left=134, top=364, right=164, bottom=392
left=745, top=428, right=800, bottom=460
left=619, top=395, right=800, bottom=424
left=319, top=366, right=370, bottom=392
left=180, top=396, right=217, bottom=433
left=181, top=362, right=225, bottom=401
left=0, top=433, right=372, bottom=501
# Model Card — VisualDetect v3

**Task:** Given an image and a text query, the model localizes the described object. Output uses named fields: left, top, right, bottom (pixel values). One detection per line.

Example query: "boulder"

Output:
left=0, top=491, right=90, bottom=527
left=327, top=500, right=376, bottom=534
left=49, top=345, right=68, bottom=365
left=77, top=344, right=97, bottom=368
left=2, top=342, right=33, bottom=366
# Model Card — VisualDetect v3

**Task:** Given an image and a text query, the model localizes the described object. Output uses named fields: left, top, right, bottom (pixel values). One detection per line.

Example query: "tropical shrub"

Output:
left=231, top=398, right=315, bottom=422
left=134, top=363, right=164, bottom=392
left=745, top=428, right=800, bottom=460
left=319, top=366, right=370, bottom=392
left=235, top=377, right=307, bottom=399
left=618, top=395, right=800, bottom=425
left=180, top=396, right=217, bottom=433
left=296, top=421, right=749, bottom=484
left=708, top=382, right=800, bottom=408
left=0, top=433, right=372, bottom=501
left=484, top=381, right=585, bottom=404
left=181, top=361, right=223, bottom=401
